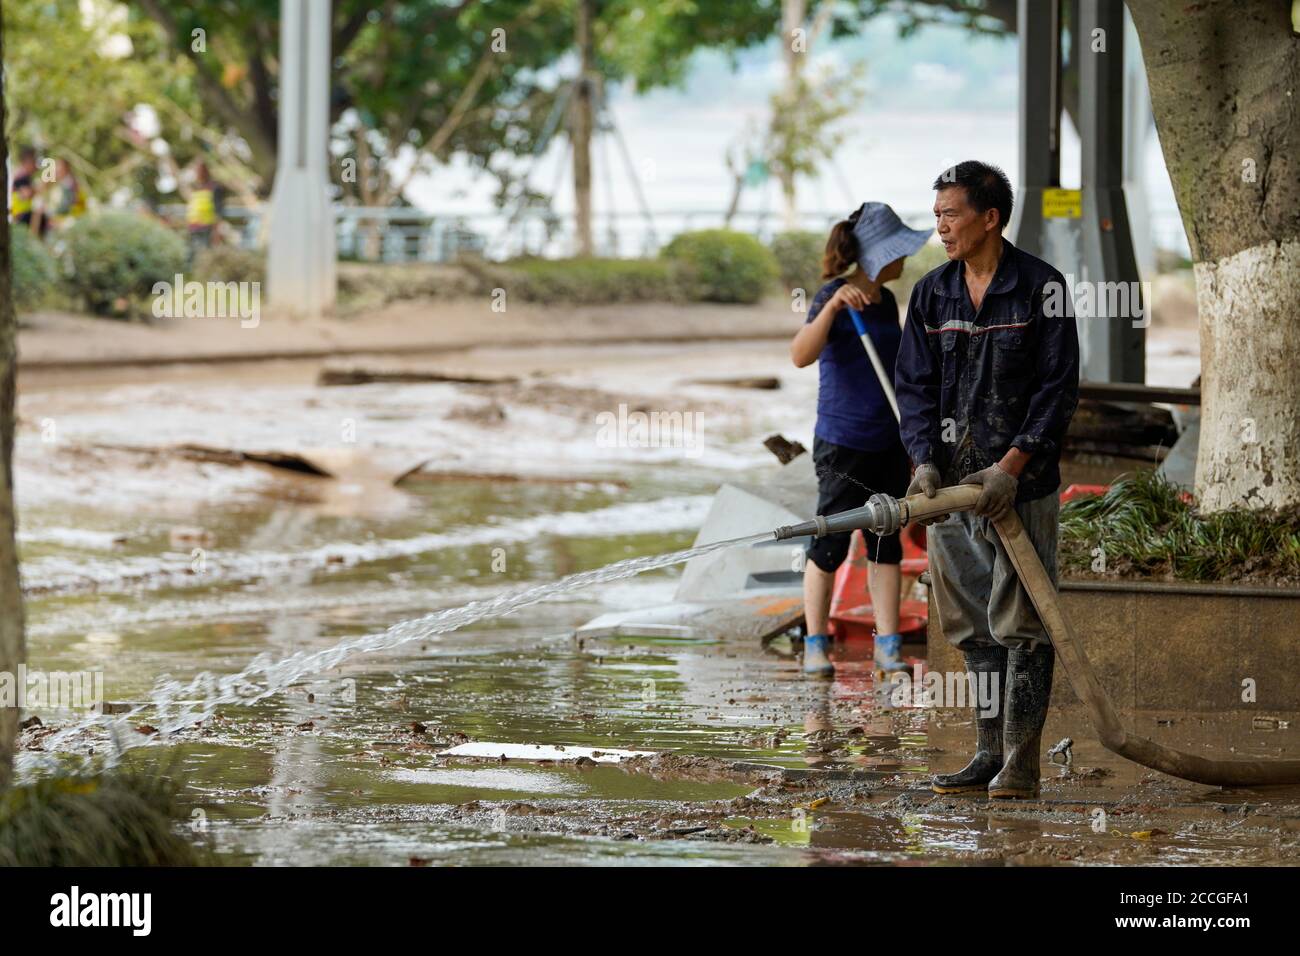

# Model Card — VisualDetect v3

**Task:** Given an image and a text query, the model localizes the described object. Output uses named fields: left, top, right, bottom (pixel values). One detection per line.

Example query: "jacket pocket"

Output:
left=940, top=330, right=959, bottom=387
left=991, top=326, right=1032, bottom=383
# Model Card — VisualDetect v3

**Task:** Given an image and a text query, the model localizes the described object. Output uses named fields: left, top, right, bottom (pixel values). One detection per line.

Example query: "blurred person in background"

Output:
left=10, top=145, right=48, bottom=237
left=186, top=159, right=224, bottom=257
left=50, top=158, right=87, bottom=230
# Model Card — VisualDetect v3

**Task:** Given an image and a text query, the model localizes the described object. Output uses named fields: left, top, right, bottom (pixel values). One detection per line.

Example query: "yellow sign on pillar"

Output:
left=1042, top=188, right=1083, bottom=219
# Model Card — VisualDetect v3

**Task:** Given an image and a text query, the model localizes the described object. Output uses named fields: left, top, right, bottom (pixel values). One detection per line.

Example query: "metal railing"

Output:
left=161, top=203, right=1188, bottom=264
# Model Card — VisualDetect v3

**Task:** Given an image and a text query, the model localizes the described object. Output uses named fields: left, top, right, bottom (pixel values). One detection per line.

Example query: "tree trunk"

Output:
left=1128, top=0, right=1300, bottom=512
left=0, top=11, right=28, bottom=792
left=723, top=170, right=745, bottom=228
left=778, top=0, right=806, bottom=231
left=571, top=0, right=595, bottom=257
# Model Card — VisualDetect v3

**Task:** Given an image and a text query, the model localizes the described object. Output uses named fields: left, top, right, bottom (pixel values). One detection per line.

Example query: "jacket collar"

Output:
left=934, top=237, right=1020, bottom=299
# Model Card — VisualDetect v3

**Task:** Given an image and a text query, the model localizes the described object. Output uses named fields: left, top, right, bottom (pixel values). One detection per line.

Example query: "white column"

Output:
left=268, top=0, right=335, bottom=317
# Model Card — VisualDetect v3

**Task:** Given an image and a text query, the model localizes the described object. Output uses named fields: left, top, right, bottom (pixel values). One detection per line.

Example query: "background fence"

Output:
left=163, top=204, right=1189, bottom=265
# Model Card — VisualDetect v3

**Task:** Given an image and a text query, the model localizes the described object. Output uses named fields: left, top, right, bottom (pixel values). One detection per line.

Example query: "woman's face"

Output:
left=877, top=257, right=905, bottom=283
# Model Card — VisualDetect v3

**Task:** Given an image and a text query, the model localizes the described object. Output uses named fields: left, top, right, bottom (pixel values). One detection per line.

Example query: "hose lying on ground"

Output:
left=775, top=485, right=1300, bottom=788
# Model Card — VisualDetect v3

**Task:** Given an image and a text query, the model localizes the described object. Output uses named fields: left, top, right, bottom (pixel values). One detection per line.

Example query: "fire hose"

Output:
left=774, top=484, right=1300, bottom=788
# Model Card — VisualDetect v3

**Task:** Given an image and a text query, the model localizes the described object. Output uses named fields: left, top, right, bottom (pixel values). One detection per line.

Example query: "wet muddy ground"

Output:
left=14, top=339, right=1299, bottom=866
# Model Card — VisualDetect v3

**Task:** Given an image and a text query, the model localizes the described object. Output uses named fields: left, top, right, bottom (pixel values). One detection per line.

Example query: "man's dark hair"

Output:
left=932, top=160, right=1014, bottom=232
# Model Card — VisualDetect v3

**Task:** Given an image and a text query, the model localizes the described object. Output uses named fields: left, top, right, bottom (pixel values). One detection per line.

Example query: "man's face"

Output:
left=933, top=186, right=995, bottom=261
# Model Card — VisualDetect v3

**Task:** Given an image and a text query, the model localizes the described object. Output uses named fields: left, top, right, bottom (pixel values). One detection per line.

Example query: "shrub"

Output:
left=63, top=212, right=187, bottom=318
left=661, top=229, right=779, bottom=304
left=193, top=244, right=266, bottom=286
left=461, top=255, right=688, bottom=305
left=10, top=227, right=60, bottom=313
left=0, top=768, right=208, bottom=866
left=769, top=230, right=825, bottom=296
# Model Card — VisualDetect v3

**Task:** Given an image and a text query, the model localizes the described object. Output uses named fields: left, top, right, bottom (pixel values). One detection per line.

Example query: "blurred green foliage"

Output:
left=462, top=255, right=687, bottom=304
left=9, top=228, right=59, bottom=314
left=63, top=212, right=186, bottom=317
left=661, top=229, right=779, bottom=304
left=0, top=768, right=208, bottom=866
left=895, top=240, right=949, bottom=303
left=192, top=244, right=265, bottom=287
left=3, top=0, right=200, bottom=205
left=133, top=0, right=839, bottom=207
left=769, top=230, right=824, bottom=295
left=1060, top=471, right=1300, bottom=584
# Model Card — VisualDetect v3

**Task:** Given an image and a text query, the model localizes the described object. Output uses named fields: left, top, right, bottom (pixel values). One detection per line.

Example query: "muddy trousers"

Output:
left=928, top=494, right=1059, bottom=797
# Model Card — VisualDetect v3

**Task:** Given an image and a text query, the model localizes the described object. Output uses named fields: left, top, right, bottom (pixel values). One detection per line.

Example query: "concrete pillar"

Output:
left=1078, top=0, right=1144, bottom=383
left=268, top=0, right=335, bottom=317
left=1010, top=0, right=1145, bottom=385
left=1008, top=0, right=1083, bottom=275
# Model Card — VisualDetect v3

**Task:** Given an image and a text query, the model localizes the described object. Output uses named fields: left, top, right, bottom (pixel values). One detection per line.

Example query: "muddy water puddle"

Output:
left=16, top=467, right=834, bottom=864
left=24, top=480, right=1300, bottom=867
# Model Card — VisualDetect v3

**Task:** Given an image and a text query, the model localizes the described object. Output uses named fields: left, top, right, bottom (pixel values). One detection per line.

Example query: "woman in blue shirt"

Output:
left=790, top=202, right=931, bottom=678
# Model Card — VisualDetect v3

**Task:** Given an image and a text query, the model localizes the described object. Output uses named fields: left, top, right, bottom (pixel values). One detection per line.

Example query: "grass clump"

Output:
left=0, top=768, right=210, bottom=866
left=514, top=255, right=681, bottom=303
left=1059, top=471, right=1300, bottom=584
left=192, top=244, right=266, bottom=286
left=462, top=255, right=687, bottom=305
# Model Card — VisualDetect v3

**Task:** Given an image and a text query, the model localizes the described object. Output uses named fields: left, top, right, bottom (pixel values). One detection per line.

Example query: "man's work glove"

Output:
left=959, top=463, right=1019, bottom=521
left=905, top=463, right=947, bottom=526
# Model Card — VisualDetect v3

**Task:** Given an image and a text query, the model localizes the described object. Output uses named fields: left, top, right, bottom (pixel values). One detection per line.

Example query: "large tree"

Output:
left=1, top=0, right=213, bottom=206
left=1128, top=0, right=1300, bottom=511
left=129, top=1, right=1024, bottom=214
left=132, top=0, right=583, bottom=204
left=0, top=5, right=27, bottom=792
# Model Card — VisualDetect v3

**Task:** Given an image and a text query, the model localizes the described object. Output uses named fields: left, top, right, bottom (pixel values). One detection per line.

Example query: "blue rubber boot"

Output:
left=802, top=633, right=835, bottom=677
left=873, top=633, right=909, bottom=672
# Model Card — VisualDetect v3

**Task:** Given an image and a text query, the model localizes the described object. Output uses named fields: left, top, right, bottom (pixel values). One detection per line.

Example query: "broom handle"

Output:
left=847, top=307, right=901, bottom=423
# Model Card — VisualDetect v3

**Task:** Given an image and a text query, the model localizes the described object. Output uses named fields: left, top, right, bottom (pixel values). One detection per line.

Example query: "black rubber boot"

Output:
left=988, top=643, right=1055, bottom=799
left=931, top=644, right=1007, bottom=794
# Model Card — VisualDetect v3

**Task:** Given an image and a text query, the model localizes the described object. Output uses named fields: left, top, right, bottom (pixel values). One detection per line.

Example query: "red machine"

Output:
left=827, top=522, right=929, bottom=641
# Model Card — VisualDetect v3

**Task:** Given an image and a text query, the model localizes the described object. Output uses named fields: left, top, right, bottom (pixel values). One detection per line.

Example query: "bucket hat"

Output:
left=849, top=202, right=933, bottom=282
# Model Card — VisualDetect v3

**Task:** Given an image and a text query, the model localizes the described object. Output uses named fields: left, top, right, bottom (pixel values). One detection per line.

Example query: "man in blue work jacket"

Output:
left=895, top=160, right=1079, bottom=800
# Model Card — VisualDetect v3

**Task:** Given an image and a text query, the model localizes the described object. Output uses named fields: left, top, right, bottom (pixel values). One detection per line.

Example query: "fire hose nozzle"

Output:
left=771, top=485, right=982, bottom=541
left=773, top=493, right=904, bottom=540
